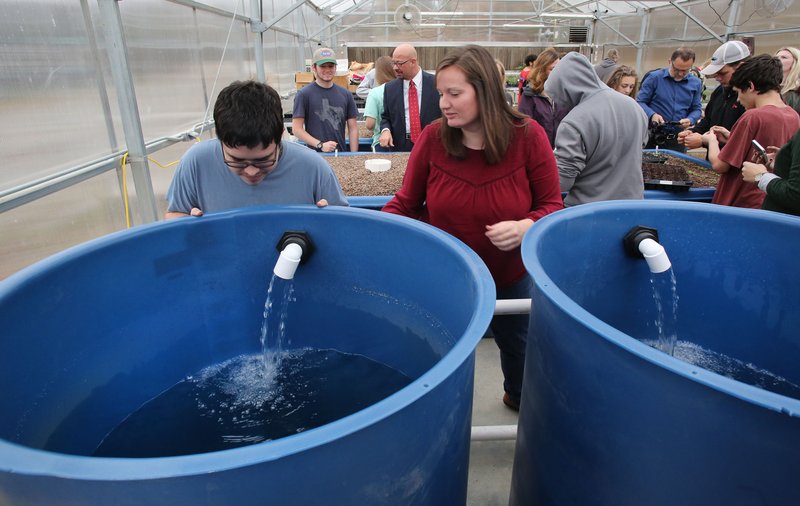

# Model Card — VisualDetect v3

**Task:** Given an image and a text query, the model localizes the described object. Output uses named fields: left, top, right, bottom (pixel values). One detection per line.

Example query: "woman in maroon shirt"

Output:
left=383, top=45, right=563, bottom=411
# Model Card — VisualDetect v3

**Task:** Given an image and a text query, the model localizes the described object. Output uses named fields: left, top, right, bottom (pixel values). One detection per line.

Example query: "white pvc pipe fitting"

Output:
left=494, top=299, right=532, bottom=315
left=273, top=242, right=304, bottom=280
left=470, top=424, right=518, bottom=442
left=638, top=237, right=672, bottom=274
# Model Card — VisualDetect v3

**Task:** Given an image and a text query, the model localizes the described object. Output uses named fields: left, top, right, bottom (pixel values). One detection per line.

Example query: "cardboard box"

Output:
left=333, top=75, right=350, bottom=88
left=295, top=71, right=314, bottom=89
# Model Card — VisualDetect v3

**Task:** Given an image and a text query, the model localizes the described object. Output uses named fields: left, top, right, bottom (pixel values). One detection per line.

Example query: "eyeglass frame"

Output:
left=391, top=58, right=412, bottom=67
left=669, top=61, right=693, bottom=77
left=221, top=142, right=281, bottom=171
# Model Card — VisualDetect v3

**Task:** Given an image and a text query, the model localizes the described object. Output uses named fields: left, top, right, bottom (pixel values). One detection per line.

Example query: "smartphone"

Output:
left=751, top=139, right=770, bottom=165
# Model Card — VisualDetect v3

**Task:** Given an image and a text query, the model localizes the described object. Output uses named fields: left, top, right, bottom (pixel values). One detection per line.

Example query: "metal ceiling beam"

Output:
left=723, top=0, right=740, bottom=40
left=165, top=0, right=250, bottom=21
left=328, top=15, right=375, bottom=39
left=165, top=0, right=318, bottom=41
left=596, top=16, right=640, bottom=47
left=668, top=1, right=724, bottom=43
left=635, top=8, right=649, bottom=72
left=307, top=0, right=375, bottom=41
left=254, top=0, right=315, bottom=33
left=733, top=26, right=800, bottom=36
left=362, top=10, right=587, bottom=16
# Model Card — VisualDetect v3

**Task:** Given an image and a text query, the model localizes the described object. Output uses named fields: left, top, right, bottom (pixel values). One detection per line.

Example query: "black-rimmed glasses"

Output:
left=391, top=59, right=411, bottom=67
left=222, top=144, right=281, bottom=171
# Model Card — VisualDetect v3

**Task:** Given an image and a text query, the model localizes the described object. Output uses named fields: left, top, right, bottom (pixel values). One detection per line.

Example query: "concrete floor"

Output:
left=467, top=337, right=519, bottom=506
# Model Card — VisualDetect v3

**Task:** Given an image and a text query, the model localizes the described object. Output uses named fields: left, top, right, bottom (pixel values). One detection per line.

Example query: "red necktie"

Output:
left=408, top=80, right=421, bottom=144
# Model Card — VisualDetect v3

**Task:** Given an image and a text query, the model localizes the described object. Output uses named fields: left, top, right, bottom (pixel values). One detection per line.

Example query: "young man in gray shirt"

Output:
left=166, top=80, right=347, bottom=218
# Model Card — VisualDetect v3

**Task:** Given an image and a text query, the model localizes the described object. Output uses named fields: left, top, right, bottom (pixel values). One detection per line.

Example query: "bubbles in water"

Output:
left=92, top=349, right=413, bottom=458
left=641, top=339, right=800, bottom=399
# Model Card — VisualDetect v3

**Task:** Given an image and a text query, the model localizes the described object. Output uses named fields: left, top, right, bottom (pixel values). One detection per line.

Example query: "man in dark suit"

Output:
left=379, top=43, right=442, bottom=152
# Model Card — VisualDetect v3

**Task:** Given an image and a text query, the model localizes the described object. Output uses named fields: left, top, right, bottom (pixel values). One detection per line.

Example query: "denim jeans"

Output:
left=490, top=275, right=533, bottom=406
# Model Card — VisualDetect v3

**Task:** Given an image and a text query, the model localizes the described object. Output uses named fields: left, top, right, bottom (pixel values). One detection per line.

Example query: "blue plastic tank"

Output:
left=512, top=200, right=800, bottom=506
left=0, top=206, right=494, bottom=505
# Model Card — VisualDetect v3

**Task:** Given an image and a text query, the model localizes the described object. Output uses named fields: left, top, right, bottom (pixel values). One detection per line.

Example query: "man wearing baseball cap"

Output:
left=292, top=47, right=359, bottom=153
left=678, top=40, right=750, bottom=151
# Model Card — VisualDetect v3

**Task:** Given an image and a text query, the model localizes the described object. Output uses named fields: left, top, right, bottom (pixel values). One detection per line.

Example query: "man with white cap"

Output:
left=292, top=47, right=359, bottom=153
left=678, top=40, right=750, bottom=150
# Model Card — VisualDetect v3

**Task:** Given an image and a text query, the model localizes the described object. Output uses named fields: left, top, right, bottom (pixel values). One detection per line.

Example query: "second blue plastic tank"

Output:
left=512, top=200, right=800, bottom=506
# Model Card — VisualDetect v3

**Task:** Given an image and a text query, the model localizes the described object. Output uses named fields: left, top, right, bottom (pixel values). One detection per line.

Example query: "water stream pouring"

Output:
left=273, top=231, right=314, bottom=280
left=623, top=225, right=671, bottom=273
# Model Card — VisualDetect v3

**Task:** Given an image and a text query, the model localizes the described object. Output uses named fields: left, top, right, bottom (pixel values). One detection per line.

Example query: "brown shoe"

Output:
left=502, top=393, right=520, bottom=411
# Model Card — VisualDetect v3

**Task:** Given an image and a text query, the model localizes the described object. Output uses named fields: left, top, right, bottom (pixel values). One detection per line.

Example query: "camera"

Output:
left=649, top=121, right=683, bottom=147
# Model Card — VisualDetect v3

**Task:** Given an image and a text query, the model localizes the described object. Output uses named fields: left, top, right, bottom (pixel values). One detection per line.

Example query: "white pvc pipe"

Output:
left=273, top=242, right=303, bottom=280
left=470, top=424, right=518, bottom=442
left=638, top=237, right=672, bottom=274
left=494, top=299, right=531, bottom=315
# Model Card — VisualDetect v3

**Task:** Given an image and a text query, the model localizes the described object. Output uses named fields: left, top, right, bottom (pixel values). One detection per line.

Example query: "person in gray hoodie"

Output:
left=593, top=48, right=620, bottom=83
left=545, top=51, right=649, bottom=207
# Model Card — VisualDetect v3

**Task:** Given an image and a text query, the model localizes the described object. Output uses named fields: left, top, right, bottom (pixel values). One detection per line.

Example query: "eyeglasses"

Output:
left=222, top=144, right=281, bottom=171
left=670, top=62, right=693, bottom=76
left=391, top=59, right=411, bottom=67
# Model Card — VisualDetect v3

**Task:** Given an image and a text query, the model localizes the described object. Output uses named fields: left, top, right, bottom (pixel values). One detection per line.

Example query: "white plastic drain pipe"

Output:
left=471, top=424, right=518, bottom=441
left=494, top=299, right=531, bottom=315
left=468, top=302, right=530, bottom=444
left=638, top=237, right=672, bottom=274
left=273, top=242, right=303, bottom=280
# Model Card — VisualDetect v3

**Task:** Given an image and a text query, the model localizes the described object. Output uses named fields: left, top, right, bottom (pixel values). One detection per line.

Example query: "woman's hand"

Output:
left=485, top=219, right=534, bottom=251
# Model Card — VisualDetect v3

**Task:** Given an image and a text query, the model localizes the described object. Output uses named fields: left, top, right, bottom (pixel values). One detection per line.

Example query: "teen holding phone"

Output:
left=702, top=55, right=800, bottom=208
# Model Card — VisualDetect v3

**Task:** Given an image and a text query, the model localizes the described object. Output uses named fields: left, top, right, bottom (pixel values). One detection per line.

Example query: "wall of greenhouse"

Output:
left=0, top=0, right=798, bottom=279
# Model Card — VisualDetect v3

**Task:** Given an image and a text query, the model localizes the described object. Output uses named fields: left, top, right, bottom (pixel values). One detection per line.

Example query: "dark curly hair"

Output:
left=213, top=80, right=284, bottom=148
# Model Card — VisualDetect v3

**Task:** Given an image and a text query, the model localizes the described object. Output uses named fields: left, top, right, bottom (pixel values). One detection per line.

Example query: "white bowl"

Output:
left=365, top=158, right=391, bottom=172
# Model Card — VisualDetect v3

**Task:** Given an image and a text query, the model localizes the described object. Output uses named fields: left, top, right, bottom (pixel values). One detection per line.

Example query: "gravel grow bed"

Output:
left=324, top=153, right=717, bottom=197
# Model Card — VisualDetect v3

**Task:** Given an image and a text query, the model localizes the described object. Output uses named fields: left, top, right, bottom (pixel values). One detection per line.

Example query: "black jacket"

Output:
left=692, top=85, right=745, bottom=134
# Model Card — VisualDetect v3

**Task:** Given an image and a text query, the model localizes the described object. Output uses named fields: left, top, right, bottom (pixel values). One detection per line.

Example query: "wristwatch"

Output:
left=315, top=141, right=323, bottom=150
left=754, top=172, right=764, bottom=183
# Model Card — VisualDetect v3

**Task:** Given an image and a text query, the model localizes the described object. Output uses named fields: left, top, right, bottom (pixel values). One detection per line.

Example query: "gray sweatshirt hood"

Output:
left=545, top=52, right=606, bottom=110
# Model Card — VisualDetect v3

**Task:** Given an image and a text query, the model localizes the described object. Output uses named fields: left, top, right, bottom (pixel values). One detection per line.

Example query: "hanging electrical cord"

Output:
left=706, top=0, right=758, bottom=28
left=119, top=152, right=186, bottom=228
left=121, top=152, right=131, bottom=229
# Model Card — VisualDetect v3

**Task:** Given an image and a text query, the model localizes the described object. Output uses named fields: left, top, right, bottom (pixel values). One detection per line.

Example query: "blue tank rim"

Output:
left=0, top=205, right=496, bottom=480
left=522, top=200, right=800, bottom=417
